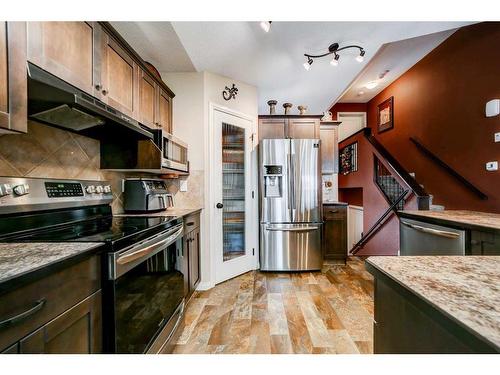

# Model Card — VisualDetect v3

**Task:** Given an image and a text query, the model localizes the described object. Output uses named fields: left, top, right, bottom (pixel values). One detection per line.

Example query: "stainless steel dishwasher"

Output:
left=400, top=218, right=466, bottom=255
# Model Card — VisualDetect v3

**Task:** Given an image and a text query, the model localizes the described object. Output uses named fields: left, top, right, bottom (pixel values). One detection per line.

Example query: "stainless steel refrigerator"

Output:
left=259, top=139, right=322, bottom=271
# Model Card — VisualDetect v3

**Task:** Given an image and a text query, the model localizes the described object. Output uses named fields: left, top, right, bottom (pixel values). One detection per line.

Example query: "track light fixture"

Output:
left=260, top=21, right=272, bottom=33
left=303, top=42, right=365, bottom=70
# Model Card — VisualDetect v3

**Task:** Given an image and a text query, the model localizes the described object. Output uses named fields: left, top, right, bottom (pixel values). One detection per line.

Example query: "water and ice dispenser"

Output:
left=263, top=165, right=283, bottom=198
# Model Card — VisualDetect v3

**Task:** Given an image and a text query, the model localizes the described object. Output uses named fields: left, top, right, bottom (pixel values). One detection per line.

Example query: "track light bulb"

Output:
left=330, top=54, right=340, bottom=66
left=356, top=50, right=366, bottom=63
left=260, top=21, right=272, bottom=33
left=303, top=57, right=313, bottom=71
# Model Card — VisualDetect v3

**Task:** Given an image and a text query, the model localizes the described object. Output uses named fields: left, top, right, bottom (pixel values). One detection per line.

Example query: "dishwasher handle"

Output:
left=401, top=221, right=460, bottom=239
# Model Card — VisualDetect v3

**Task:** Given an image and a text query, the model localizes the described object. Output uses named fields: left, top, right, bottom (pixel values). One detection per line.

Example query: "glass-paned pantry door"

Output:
left=222, top=122, right=246, bottom=261
left=213, top=109, right=256, bottom=284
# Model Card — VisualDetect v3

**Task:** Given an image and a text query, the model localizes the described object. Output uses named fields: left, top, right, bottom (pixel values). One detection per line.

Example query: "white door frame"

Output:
left=337, top=112, right=367, bottom=142
left=208, top=102, right=258, bottom=285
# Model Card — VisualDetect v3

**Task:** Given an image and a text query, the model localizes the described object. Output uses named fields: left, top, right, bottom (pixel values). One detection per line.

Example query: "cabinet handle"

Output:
left=0, top=299, right=46, bottom=329
left=328, top=210, right=338, bottom=213
left=186, top=222, right=194, bottom=227
left=102, top=89, right=108, bottom=96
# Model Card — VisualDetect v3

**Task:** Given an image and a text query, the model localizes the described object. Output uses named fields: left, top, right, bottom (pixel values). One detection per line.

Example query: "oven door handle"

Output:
left=116, top=226, right=183, bottom=265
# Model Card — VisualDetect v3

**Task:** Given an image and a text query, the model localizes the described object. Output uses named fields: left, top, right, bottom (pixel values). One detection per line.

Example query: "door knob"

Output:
left=216, top=203, right=223, bottom=209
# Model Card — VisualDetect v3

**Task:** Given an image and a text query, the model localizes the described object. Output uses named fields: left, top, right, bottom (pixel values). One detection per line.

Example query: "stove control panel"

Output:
left=45, top=182, right=84, bottom=198
left=0, top=177, right=114, bottom=215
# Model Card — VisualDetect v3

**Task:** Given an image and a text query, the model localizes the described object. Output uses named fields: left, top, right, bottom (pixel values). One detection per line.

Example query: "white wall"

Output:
left=161, top=72, right=205, bottom=170
left=161, top=71, right=258, bottom=289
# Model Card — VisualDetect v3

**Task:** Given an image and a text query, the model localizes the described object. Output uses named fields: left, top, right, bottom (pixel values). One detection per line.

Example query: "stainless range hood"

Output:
left=27, top=62, right=152, bottom=140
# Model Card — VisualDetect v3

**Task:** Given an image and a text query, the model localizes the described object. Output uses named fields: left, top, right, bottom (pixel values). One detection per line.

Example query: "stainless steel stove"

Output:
left=0, top=177, right=186, bottom=354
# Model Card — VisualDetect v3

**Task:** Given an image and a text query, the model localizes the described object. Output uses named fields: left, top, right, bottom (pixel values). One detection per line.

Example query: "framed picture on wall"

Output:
left=339, top=142, right=358, bottom=175
left=377, top=96, right=394, bottom=133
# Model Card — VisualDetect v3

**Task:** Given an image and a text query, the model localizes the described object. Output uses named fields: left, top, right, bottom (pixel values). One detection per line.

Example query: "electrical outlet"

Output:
left=179, top=178, right=188, bottom=192
left=495, top=132, right=500, bottom=143
left=486, top=161, right=498, bottom=171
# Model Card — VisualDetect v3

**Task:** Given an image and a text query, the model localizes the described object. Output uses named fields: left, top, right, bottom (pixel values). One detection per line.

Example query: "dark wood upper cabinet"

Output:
left=287, top=117, right=320, bottom=139
left=99, top=32, right=139, bottom=118
left=258, top=116, right=321, bottom=141
left=27, top=22, right=98, bottom=98
left=158, top=88, right=172, bottom=133
left=138, top=69, right=158, bottom=129
left=0, top=22, right=27, bottom=134
left=320, top=122, right=340, bottom=174
left=258, top=118, right=287, bottom=140
left=19, top=291, right=102, bottom=354
left=25, top=22, right=175, bottom=132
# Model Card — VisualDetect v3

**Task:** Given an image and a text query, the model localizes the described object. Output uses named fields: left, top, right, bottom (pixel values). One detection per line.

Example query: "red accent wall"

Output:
left=338, top=132, right=401, bottom=255
left=329, top=103, right=367, bottom=121
left=367, top=22, right=500, bottom=213
left=339, top=187, right=363, bottom=206
left=337, top=22, right=500, bottom=256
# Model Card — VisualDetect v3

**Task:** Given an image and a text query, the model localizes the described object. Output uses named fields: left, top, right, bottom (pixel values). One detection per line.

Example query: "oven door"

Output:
left=162, top=132, right=189, bottom=172
left=108, top=224, right=185, bottom=353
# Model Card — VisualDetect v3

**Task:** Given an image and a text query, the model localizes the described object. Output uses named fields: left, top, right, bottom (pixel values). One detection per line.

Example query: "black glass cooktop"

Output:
left=11, top=215, right=180, bottom=245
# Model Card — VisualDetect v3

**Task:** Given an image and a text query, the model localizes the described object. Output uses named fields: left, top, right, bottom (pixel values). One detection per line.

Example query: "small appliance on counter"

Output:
left=123, top=178, right=174, bottom=213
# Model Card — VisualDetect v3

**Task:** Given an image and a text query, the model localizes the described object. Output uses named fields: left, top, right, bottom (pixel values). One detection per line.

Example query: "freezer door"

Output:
left=290, top=139, right=321, bottom=223
left=260, top=223, right=323, bottom=271
left=260, top=139, right=292, bottom=223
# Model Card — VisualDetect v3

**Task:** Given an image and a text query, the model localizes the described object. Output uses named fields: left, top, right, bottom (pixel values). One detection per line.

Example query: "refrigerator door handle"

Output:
left=265, top=226, right=320, bottom=232
left=287, top=154, right=292, bottom=210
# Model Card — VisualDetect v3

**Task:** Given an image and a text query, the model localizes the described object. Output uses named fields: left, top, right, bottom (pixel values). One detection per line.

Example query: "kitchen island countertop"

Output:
left=399, top=210, right=500, bottom=232
left=366, top=256, right=500, bottom=351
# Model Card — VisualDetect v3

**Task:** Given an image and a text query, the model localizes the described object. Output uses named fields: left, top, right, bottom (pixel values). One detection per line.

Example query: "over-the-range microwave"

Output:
left=153, top=130, right=189, bottom=173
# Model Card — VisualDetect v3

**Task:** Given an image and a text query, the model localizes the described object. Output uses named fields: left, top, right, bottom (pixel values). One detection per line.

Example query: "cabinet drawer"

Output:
left=184, top=213, right=200, bottom=232
left=323, top=205, right=347, bottom=220
left=0, top=255, right=100, bottom=351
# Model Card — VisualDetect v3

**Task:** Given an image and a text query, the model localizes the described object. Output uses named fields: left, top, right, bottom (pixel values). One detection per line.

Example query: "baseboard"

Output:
left=196, top=281, right=215, bottom=291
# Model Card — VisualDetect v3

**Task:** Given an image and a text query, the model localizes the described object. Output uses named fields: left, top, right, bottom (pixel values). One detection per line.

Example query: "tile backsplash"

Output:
left=0, top=121, right=203, bottom=213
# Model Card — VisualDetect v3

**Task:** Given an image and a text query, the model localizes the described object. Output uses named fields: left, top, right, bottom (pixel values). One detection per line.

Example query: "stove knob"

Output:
left=86, top=185, right=96, bottom=194
left=13, top=183, right=29, bottom=196
left=103, top=185, right=112, bottom=194
left=95, top=185, right=104, bottom=194
left=0, top=183, right=12, bottom=197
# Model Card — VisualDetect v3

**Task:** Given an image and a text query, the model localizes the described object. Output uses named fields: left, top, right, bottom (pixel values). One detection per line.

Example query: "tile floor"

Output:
left=173, top=258, right=374, bottom=354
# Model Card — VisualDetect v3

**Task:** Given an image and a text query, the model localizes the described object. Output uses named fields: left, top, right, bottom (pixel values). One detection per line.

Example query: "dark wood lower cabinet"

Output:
left=369, top=265, right=497, bottom=354
left=19, top=290, right=102, bottom=354
left=322, top=204, right=347, bottom=262
left=184, top=212, right=201, bottom=299
left=0, top=254, right=102, bottom=354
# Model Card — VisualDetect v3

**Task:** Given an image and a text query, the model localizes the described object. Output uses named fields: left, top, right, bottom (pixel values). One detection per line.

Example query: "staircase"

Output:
left=349, top=128, right=432, bottom=255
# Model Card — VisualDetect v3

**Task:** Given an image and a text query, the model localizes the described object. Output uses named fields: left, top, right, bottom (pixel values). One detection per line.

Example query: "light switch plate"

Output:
left=179, top=178, right=188, bottom=192
left=486, top=99, right=500, bottom=117
left=495, top=132, right=500, bottom=143
left=486, top=161, right=498, bottom=171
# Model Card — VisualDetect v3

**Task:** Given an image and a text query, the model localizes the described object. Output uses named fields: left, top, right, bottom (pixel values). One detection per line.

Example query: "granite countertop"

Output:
left=115, top=207, right=203, bottom=218
left=0, top=242, right=103, bottom=290
left=400, top=210, right=500, bottom=231
left=366, top=256, right=500, bottom=350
